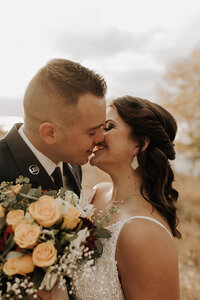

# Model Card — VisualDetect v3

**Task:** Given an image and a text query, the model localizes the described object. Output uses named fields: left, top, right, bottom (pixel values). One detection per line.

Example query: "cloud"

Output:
left=54, top=28, right=153, bottom=60
left=106, top=68, right=162, bottom=100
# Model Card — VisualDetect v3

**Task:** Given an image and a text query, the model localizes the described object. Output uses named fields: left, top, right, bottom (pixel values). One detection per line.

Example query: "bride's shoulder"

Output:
left=88, top=181, right=112, bottom=203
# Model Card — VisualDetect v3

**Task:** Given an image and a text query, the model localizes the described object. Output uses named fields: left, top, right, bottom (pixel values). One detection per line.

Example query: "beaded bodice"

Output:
left=71, top=219, right=127, bottom=300
left=71, top=216, right=173, bottom=300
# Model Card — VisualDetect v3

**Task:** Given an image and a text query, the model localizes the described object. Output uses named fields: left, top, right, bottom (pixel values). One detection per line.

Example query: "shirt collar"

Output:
left=18, top=125, right=62, bottom=176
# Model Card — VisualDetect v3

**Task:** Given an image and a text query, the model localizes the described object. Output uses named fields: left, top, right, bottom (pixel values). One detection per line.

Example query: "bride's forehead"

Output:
left=106, top=106, right=118, bottom=119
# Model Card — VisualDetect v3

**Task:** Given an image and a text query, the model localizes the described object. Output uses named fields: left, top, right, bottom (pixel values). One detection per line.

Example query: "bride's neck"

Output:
left=109, top=167, right=142, bottom=203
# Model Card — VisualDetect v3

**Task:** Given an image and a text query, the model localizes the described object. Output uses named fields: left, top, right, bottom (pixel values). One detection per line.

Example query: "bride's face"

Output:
left=90, top=106, right=138, bottom=171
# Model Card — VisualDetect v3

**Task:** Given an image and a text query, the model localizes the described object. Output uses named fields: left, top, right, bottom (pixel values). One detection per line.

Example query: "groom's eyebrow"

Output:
left=87, top=123, right=104, bottom=131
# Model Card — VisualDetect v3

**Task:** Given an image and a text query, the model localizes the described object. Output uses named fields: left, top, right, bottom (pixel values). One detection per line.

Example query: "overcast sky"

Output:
left=0, top=0, right=200, bottom=122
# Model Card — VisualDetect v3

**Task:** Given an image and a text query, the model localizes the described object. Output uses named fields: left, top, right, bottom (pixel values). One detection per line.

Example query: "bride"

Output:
left=72, top=96, right=180, bottom=300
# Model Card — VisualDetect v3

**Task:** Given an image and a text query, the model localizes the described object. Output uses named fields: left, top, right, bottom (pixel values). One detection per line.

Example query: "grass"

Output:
left=82, top=163, right=200, bottom=300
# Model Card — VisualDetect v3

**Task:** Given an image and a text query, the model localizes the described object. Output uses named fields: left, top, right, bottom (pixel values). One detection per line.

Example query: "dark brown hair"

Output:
left=111, top=96, right=181, bottom=238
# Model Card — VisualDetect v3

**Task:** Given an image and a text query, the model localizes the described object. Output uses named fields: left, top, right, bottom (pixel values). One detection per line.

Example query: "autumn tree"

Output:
left=158, top=47, right=200, bottom=164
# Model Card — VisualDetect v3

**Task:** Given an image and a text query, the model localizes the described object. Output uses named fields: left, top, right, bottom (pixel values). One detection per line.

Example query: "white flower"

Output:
left=64, top=190, right=79, bottom=206
left=55, top=197, right=71, bottom=214
left=24, top=211, right=34, bottom=223
left=40, top=268, right=58, bottom=291
left=69, top=227, right=90, bottom=253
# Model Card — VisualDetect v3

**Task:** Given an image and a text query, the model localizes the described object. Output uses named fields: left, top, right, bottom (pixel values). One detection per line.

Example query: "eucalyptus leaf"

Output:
left=44, top=190, right=57, bottom=197
left=19, top=193, right=38, bottom=201
left=34, top=186, right=42, bottom=198
left=2, top=198, right=17, bottom=208
left=19, top=183, right=32, bottom=195
left=95, top=228, right=112, bottom=239
left=94, top=239, right=103, bottom=256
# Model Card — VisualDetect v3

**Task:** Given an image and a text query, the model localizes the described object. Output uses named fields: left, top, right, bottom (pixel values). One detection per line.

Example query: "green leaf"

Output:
left=75, top=220, right=83, bottom=232
left=2, top=197, right=17, bottom=208
left=19, top=183, right=32, bottom=195
left=44, top=190, right=57, bottom=197
left=60, top=232, right=77, bottom=244
left=32, top=267, right=45, bottom=289
left=34, top=186, right=42, bottom=198
left=94, top=228, right=112, bottom=239
left=2, top=233, right=15, bottom=257
left=94, top=239, right=103, bottom=256
left=54, top=237, right=63, bottom=253
left=18, top=193, right=37, bottom=201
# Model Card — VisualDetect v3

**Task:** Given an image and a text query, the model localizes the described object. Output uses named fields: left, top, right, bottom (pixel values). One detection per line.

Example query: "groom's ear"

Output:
left=39, top=122, right=56, bottom=145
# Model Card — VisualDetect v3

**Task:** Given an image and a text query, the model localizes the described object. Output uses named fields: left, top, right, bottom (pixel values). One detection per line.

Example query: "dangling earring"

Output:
left=131, top=155, right=139, bottom=170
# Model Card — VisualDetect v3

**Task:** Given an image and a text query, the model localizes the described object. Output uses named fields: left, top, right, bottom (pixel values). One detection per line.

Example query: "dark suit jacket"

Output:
left=0, top=123, right=82, bottom=197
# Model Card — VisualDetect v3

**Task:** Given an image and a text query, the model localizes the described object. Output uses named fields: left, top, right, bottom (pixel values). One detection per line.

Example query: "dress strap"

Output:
left=124, top=216, right=174, bottom=240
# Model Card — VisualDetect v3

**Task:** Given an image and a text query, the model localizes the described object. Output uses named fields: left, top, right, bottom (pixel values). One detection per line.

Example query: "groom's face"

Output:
left=53, top=93, right=106, bottom=165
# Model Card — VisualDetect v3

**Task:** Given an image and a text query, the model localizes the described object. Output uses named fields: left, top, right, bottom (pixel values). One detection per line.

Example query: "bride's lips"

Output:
left=93, top=143, right=107, bottom=154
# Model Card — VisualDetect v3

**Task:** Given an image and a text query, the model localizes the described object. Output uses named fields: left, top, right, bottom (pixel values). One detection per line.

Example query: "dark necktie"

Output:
left=51, top=167, right=63, bottom=190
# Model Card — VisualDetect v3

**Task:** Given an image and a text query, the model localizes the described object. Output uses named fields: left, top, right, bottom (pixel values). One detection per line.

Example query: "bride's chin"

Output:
left=89, top=156, right=105, bottom=169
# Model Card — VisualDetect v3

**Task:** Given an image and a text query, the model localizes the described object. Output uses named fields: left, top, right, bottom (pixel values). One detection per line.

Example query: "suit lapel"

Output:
left=5, top=124, right=55, bottom=190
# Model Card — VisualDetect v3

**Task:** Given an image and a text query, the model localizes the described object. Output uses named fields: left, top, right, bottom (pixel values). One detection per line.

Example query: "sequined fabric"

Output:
left=71, top=220, right=127, bottom=300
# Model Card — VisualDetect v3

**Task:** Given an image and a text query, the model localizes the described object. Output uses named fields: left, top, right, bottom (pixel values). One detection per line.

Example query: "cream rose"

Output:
left=32, top=241, right=57, bottom=267
left=3, top=254, right=34, bottom=276
left=6, top=209, right=24, bottom=229
left=14, top=220, right=40, bottom=249
left=61, top=205, right=81, bottom=230
left=29, top=195, right=60, bottom=227
left=0, top=204, right=5, bottom=218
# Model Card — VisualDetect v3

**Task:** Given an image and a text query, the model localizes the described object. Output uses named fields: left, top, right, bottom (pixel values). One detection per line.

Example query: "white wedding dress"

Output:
left=72, top=216, right=173, bottom=300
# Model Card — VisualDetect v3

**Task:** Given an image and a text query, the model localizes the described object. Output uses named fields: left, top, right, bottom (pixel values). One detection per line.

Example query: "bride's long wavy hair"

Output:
left=111, top=96, right=181, bottom=238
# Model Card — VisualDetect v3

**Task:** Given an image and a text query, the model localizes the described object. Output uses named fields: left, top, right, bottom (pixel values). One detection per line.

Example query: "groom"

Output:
left=0, top=58, right=107, bottom=197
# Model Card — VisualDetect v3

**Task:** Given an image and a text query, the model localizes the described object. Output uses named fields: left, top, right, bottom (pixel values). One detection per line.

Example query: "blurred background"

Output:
left=0, top=0, right=199, bottom=298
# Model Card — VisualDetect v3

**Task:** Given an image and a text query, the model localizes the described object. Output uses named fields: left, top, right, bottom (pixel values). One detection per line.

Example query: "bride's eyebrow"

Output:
left=105, top=119, right=115, bottom=124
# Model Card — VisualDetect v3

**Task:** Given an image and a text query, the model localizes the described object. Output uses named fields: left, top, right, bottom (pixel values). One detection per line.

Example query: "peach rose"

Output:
left=3, top=254, right=34, bottom=276
left=6, top=209, right=24, bottom=229
left=32, top=241, right=57, bottom=267
left=0, top=204, right=5, bottom=218
left=14, top=220, right=40, bottom=249
left=29, top=195, right=60, bottom=227
left=61, top=205, right=81, bottom=230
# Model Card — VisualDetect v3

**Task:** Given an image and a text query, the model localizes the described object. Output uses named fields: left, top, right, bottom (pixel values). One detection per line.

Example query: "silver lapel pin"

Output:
left=29, top=165, right=40, bottom=175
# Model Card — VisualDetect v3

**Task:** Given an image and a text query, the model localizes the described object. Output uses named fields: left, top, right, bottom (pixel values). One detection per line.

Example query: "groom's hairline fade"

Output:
left=23, top=58, right=107, bottom=131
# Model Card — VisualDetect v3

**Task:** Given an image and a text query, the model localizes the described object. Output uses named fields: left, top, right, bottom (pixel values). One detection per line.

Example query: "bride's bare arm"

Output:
left=116, top=219, right=180, bottom=300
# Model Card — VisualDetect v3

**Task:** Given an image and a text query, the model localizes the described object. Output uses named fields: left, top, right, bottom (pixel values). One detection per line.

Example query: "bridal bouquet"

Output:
left=0, top=176, right=111, bottom=300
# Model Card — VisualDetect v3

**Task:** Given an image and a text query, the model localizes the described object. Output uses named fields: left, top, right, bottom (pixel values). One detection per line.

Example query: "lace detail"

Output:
left=71, top=216, right=173, bottom=299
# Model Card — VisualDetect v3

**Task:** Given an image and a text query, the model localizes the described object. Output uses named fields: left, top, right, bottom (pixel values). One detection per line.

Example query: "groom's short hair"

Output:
left=24, top=58, right=107, bottom=106
left=23, top=58, right=107, bottom=131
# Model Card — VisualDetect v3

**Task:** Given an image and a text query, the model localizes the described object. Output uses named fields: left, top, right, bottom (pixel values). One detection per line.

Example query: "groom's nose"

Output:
left=94, top=126, right=104, bottom=144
